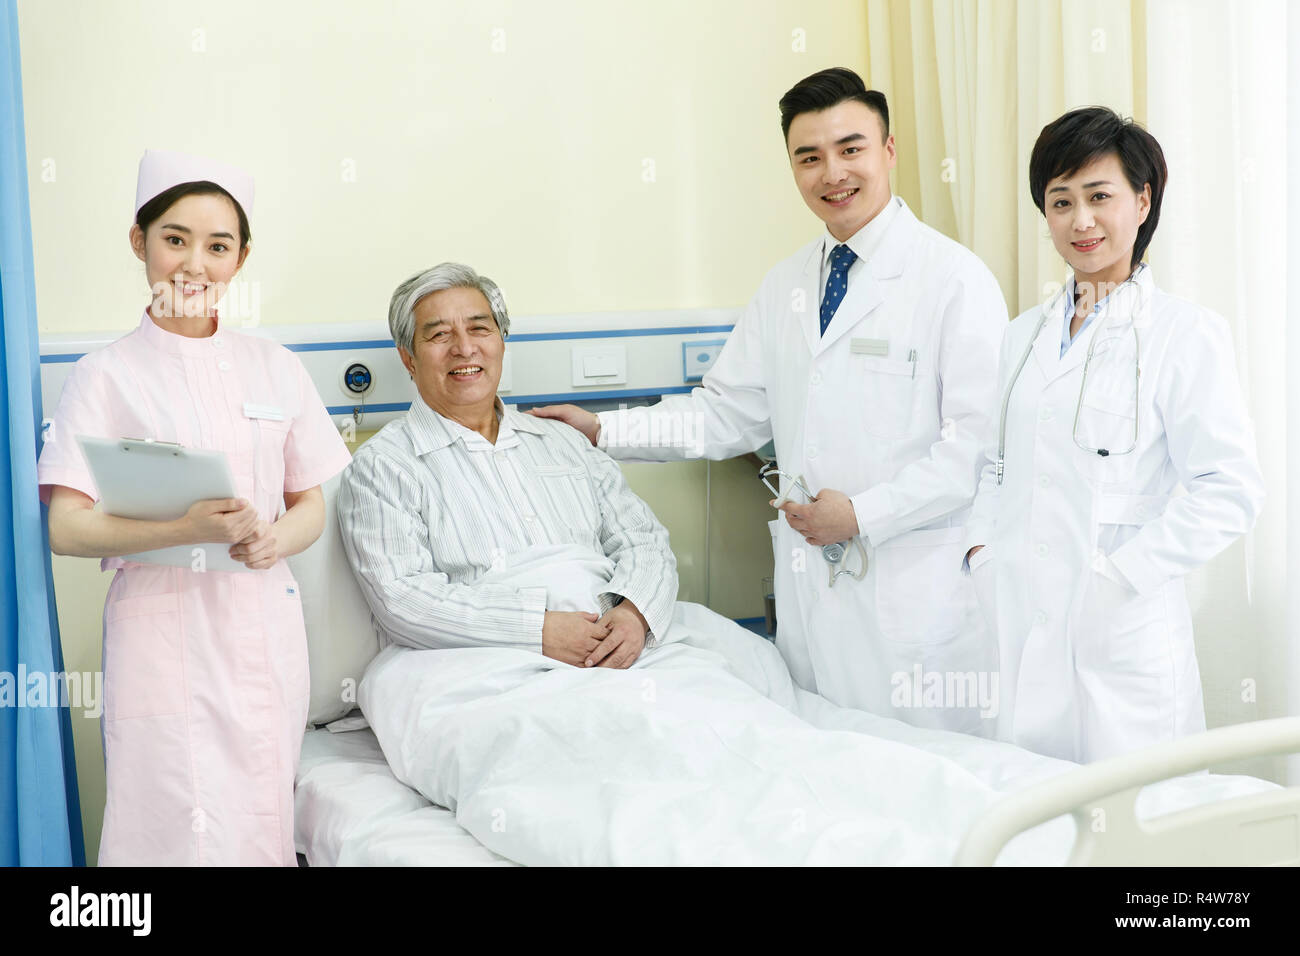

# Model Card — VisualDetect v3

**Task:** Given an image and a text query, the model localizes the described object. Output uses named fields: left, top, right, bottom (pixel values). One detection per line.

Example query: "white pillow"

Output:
left=286, top=473, right=380, bottom=725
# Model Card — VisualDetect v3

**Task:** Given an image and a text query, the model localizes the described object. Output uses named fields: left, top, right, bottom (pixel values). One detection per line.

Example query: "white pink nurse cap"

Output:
left=134, top=149, right=255, bottom=218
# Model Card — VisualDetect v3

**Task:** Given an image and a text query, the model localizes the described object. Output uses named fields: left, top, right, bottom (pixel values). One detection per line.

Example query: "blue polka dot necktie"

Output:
left=820, top=243, right=858, bottom=336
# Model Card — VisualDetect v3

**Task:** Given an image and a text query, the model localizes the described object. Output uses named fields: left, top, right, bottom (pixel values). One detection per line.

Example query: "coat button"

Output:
left=218, top=360, right=231, bottom=371
left=810, top=373, right=822, bottom=386
left=1035, top=611, right=1048, bottom=625
left=807, top=446, right=819, bottom=459
left=1037, top=474, right=1050, bottom=488
left=1039, top=407, right=1054, bottom=422
left=1035, top=543, right=1048, bottom=558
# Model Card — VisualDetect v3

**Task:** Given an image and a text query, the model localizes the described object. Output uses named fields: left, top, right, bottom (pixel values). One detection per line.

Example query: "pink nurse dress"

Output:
left=37, top=310, right=351, bottom=866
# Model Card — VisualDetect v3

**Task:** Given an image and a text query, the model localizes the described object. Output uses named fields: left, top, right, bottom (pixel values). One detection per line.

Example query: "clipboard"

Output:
left=76, top=436, right=254, bottom=573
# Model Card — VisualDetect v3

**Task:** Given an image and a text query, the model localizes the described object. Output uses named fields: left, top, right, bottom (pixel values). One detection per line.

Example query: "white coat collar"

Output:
left=818, top=194, right=901, bottom=275
left=797, top=197, right=917, bottom=357
left=1031, top=263, right=1153, bottom=382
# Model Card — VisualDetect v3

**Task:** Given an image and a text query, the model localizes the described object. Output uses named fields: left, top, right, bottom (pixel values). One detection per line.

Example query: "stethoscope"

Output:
left=758, top=462, right=868, bottom=587
left=995, top=268, right=1148, bottom=485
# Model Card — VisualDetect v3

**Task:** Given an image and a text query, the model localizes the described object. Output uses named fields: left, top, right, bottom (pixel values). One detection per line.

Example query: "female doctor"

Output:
left=37, top=150, right=351, bottom=864
left=963, top=107, right=1264, bottom=764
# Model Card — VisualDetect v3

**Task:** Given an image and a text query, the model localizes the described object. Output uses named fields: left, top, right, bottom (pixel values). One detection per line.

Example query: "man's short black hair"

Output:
left=1028, top=106, right=1167, bottom=268
left=779, top=67, right=889, bottom=143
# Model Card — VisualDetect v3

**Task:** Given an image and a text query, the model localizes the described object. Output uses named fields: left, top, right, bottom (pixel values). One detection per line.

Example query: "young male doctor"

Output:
left=532, top=68, right=1008, bottom=732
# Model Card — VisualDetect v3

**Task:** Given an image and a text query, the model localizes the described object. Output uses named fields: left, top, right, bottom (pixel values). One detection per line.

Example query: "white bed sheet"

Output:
left=293, top=726, right=515, bottom=867
left=356, top=602, right=1281, bottom=866
left=294, top=713, right=1279, bottom=867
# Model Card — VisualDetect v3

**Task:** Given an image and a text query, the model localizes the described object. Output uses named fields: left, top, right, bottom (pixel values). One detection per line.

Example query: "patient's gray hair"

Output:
left=388, top=262, right=510, bottom=353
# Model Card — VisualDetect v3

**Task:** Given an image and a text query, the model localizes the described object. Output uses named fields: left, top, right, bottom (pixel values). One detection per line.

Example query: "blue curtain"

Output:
left=0, top=0, right=84, bottom=866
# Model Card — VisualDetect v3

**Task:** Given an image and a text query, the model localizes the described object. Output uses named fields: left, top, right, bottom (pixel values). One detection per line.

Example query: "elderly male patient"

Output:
left=332, top=265, right=1145, bottom=866
left=337, top=262, right=677, bottom=668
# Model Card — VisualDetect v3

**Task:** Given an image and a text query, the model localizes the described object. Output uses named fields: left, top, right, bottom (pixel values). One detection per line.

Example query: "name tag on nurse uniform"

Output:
left=849, top=338, right=891, bottom=357
left=243, top=402, right=286, bottom=422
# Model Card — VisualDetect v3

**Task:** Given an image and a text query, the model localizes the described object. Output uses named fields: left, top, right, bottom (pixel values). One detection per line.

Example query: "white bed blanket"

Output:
left=359, top=601, right=1275, bottom=866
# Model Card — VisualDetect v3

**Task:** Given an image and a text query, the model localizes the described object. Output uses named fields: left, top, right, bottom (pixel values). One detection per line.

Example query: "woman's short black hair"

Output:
left=779, top=67, right=889, bottom=143
left=1028, top=106, right=1167, bottom=268
left=134, top=180, right=251, bottom=250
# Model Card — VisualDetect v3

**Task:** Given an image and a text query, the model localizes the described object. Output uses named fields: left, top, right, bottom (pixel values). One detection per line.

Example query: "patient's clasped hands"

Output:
left=542, top=600, right=649, bottom=670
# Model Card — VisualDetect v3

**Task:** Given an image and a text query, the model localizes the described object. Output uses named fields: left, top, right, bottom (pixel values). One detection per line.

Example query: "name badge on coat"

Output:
left=849, top=338, right=890, bottom=357
left=243, top=402, right=286, bottom=422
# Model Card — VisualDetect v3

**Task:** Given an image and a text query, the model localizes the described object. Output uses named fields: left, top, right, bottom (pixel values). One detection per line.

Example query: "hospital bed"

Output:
left=290, top=476, right=1300, bottom=866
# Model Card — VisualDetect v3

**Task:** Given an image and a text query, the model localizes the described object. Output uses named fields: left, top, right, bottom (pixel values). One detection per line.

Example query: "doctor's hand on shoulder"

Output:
left=1077, top=561, right=1138, bottom=641
left=528, top=404, right=600, bottom=446
left=772, top=489, right=859, bottom=547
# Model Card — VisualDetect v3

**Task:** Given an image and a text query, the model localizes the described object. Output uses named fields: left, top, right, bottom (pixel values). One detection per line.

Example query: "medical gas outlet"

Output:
left=341, top=361, right=373, bottom=397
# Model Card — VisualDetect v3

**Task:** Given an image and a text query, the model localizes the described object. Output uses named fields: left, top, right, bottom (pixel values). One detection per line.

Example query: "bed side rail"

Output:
left=955, top=716, right=1300, bottom=866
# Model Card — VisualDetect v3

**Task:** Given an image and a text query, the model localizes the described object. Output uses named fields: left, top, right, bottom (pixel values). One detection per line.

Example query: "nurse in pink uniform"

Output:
left=37, top=150, right=351, bottom=866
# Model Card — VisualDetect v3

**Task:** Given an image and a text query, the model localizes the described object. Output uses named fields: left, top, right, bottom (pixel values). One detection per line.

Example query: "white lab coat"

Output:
left=599, top=198, right=1008, bottom=731
left=964, top=266, right=1264, bottom=763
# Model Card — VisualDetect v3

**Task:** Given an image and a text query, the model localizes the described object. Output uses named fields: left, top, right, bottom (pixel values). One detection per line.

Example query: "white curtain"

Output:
left=1290, top=0, right=1300, bottom=788
left=864, top=0, right=1142, bottom=313
left=1146, top=0, right=1291, bottom=782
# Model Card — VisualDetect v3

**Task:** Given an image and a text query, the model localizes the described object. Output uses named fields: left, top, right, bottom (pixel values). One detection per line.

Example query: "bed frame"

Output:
left=956, top=715, right=1300, bottom=865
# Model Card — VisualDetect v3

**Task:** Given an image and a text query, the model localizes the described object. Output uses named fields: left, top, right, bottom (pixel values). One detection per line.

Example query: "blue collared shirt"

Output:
left=1060, top=292, right=1107, bottom=357
left=1059, top=264, right=1147, bottom=357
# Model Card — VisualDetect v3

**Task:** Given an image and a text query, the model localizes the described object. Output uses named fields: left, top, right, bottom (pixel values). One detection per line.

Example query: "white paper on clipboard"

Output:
left=76, top=436, right=254, bottom=573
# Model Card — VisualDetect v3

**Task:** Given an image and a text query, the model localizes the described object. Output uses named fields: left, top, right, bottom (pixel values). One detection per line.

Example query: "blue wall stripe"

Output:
left=501, top=386, right=696, bottom=405
left=325, top=401, right=412, bottom=415
left=506, top=325, right=734, bottom=342
left=39, top=323, right=736, bottom=364
left=325, top=385, right=698, bottom=417
left=285, top=339, right=394, bottom=352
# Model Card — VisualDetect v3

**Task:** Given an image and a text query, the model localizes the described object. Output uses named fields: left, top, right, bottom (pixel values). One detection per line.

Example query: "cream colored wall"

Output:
left=22, top=0, right=858, bottom=863
left=18, top=0, right=866, bottom=333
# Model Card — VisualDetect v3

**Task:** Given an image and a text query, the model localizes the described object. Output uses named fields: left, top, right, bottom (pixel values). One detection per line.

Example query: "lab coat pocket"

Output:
left=969, top=547, right=997, bottom=632
left=1075, top=387, right=1138, bottom=463
left=875, top=526, right=968, bottom=644
left=1076, top=581, right=1173, bottom=741
left=251, top=418, right=291, bottom=505
left=855, top=355, right=916, bottom=440
left=103, top=592, right=186, bottom=719
left=252, top=415, right=291, bottom=444
left=1077, top=575, right=1164, bottom=674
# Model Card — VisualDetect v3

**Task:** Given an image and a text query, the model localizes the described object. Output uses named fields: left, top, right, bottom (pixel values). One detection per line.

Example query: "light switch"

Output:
left=571, top=345, right=627, bottom=387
